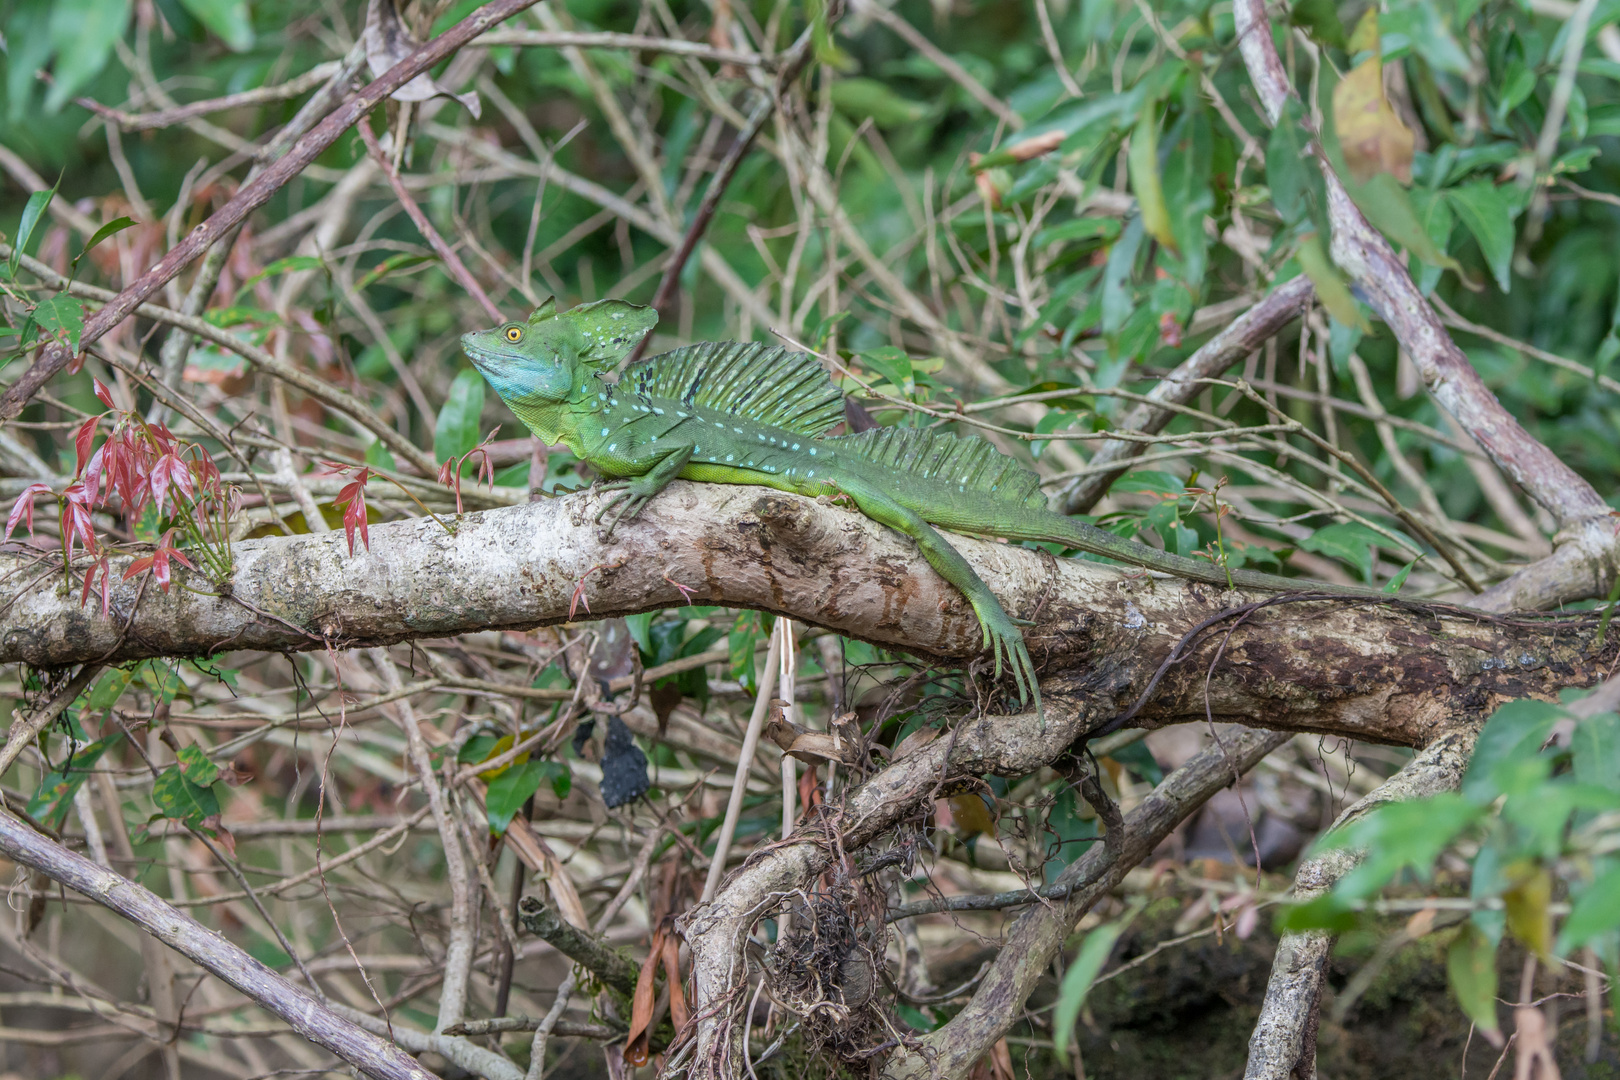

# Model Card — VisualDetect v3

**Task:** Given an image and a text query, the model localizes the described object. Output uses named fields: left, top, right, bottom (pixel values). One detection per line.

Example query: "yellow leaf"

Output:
left=1129, top=99, right=1178, bottom=253
left=1333, top=56, right=1415, bottom=184
left=1503, top=861, right=1553, bottom=959
left=477, top=733, right=529, bottom=780
left=1347, top=7, right=1380, bottom=55
left=1295, top=233, right=1369, bottom=331
left=949, top=792, right=997, bottom=838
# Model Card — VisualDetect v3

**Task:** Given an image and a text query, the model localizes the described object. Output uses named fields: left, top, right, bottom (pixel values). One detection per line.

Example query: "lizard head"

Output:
left=461, top=297, right=659, bottom=408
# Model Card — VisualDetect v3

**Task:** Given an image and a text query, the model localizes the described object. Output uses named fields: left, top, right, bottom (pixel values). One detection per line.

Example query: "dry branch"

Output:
left=0, top=0, right=543, bottom=423
left=1244, top=725, right=1481, bottom=1079
left=889, top=727, right=1294, bottom=1080
left=0, top=808, right=437, bottom=1080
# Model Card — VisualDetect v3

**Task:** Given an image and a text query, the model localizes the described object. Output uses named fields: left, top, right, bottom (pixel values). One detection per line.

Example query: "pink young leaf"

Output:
left=4, top=483, right=53, bottom=542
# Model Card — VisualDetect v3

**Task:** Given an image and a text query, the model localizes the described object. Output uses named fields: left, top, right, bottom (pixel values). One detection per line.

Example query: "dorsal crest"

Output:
left=626, top=341, right=846, bottom=436
left=825, top=427, right=1048, bottom=509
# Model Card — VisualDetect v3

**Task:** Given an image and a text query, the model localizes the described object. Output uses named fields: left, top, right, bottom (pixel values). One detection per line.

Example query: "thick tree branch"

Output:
left=1231, top=2, right=1614, bottom=610
left=1244, top=725, right=1480, bottom=1079
left=0, top=0, right=541, bottom=423
left=0, top=808, right=437, bottom=1080
left=2, top=486, right=1609, bottom=746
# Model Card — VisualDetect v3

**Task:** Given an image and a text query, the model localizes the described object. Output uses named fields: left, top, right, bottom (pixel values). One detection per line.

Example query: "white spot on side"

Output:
left=809, top=448, right=817, bottom=456
left=654, top=407, right=664, bottom=415
left=725, top=454, right=733, bottom=461
left=608, top=444, right=616, bottom=452
left=600, top=427, right=610, bottom=437
left=807, top=470, right=815, bottom=478
left=791, top=443, right=800, bottom=451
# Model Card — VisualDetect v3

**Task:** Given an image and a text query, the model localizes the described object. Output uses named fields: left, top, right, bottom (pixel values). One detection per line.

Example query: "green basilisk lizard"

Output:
left=462, top=298, right=1374, bottom=712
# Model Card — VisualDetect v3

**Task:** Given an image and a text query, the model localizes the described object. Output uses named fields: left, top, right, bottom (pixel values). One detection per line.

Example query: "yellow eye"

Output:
left=504, top=325, right=524, bottom=343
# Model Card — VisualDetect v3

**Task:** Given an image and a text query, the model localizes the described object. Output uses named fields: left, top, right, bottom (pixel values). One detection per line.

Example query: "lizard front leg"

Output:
left=595, top=444, right=694, bottom=540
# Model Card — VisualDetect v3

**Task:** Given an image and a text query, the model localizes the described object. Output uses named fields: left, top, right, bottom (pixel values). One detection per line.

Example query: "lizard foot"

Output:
left=594, top=481, right=653, bottom=541
left=977, top=606, right=1042, bottom=721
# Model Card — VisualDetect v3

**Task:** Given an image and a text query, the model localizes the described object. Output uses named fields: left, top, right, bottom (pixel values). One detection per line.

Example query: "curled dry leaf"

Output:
left=364, top=0, right=482, bottom=118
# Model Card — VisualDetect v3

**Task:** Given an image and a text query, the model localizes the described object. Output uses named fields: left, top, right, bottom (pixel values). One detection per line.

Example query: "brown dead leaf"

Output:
left=1002, top=130, right=1065, bottom=163
left=624, top=925, right=665, bottom=1066
left=1333, top=56, right=1414, bottom=183
left=364, top=0, right=482, bottom=117
left=891, top=725, right=939, bottom=761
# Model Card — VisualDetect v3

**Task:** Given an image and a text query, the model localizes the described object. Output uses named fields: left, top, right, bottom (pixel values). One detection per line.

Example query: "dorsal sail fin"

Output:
left=824, top=426, right=1049, bottom=510
left=626, top=342, right=846, bottom=437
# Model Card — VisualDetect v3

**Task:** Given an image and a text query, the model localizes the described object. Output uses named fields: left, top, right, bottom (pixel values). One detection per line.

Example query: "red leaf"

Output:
left=74, top=415, right=100, bottom=474
left=80, top=554, right=112, bottom=617
left=4, top=483, right=52, bottom=542
left=92, top=378, right=116, bottom=410
left=333, top=469, right=373, bottom=555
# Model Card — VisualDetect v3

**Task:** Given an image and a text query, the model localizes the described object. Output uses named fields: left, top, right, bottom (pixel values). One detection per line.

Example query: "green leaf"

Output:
left=1101, top=217, right=1145, bottom=336
left=1447, top=922, right=1501, bottom=1037
left=6, top=4, right=56, bottom=122
left=44, top=0, right=132, bottom=113
left=829, top=78, right=927, bottom=127
left=176, top=743, right=219, bottom=787
left=485, top=760, right=546, bottom=834
left=177, top=0, right=253, bottom=50
left=1349, top=173, right=1460, bottom=271
left=33, top=296, right=84, bottom=354
left=26, top=734, right=122, bottom=829
left=729, top=612, right=761, bottom=693
left=1054, top=899, right=1144, bottom=1065
left=71, top=216, right=137, bottom=278
left=1448, top=181, right=1521, bottom=293
left=1382, top=558, right=1417, bottom=594
left=1572, top=711, right=1620, bottom=795
left=153, top=0, right=206, bottom=41
left=1128, top=98, right=1176, bottom=253
left=435, top=368, right=487, bottom=462
left=1298, top=521, right=1388, bottom=582
left=1267, top=100, right=1325, bottom=230
left=1111, top=470, right=1185, bottom=497
left=1033, top=217, right=1121, bottom=251
left=626, top=612, right=655, bottom=655
left=1294, top=234, right=1369, bottom=333
left=151, top=764, right=220, bottom=824
left=364, top=439, right=396, bottom=471
left=1290, top=0, right=1346, bottom=48
left=238, top=254, right=323, bottom=296
left=11, top=182, right=59, bottom=280
left=85, top=667, right=135, bottom=712
left=354, top=253, right=437, bottom=292
left=1463, top=699, right=1564, bottom=803
left=1325, top=794, right=1482, bottom=901
left=1558, top=863, right=1620, bottom=951
left=858, top=346, right=914, bottom=395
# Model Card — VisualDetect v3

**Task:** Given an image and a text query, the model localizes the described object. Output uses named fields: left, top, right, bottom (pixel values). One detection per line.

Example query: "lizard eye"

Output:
left=504, top=325, right=524, bottom=343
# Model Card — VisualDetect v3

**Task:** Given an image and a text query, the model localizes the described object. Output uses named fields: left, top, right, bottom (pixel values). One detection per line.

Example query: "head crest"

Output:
left=521, top=297, right=656, bottom=369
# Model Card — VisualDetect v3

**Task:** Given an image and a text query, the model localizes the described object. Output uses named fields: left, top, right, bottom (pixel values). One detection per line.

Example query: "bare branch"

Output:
left=0, top=0, right=543, bottom=423
left=0, top=808, right=438, bottom=1080
left=1244, top=726, right=1480, bottom=1080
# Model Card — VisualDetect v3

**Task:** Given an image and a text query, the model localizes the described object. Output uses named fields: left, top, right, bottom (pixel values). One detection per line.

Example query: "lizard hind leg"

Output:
left=838, top=480, right=1042, bottom=716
